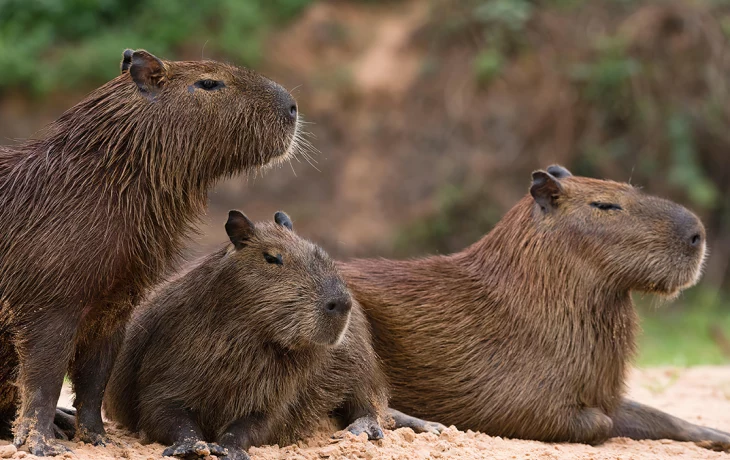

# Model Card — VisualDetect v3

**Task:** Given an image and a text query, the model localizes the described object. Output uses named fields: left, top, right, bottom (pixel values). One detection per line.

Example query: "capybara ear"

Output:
left=274, top=211, right=293, bottom=231
left=546, top=164, right=572, bottom=179
left=225, top=210, right=255, bottom=249
left=530, top=170, right=564, bottom=212
left=127, top=50, right=167, bottom=97
left=120, top=49, right=134, bottom=74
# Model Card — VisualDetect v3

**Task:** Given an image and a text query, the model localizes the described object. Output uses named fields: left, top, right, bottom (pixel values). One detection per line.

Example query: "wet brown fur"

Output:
left=103, top=212, right=388, bottom=458
left=0, top=50, right=299, bottom=455
left=340, top=166, right=730, bottom=450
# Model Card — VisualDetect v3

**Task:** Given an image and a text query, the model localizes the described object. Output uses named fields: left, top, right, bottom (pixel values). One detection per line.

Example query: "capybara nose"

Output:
left=674, top=208, right=705, bottom=251
left=324, top=296, right=352, bottom=316
left=274, top=84, right=297, bottom=123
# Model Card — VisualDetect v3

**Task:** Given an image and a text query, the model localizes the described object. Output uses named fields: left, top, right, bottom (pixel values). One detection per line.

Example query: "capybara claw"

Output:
left=421, top=421, right=447, bottom=435
left=27, top=432, right=72, bottom=456
left=345, top=415, right=385, bottom=441
left=695, top=440, right=730, bottom=452
left=163, top=440, right=228, bottom=458
left=219, top=447, right=251, bottom=460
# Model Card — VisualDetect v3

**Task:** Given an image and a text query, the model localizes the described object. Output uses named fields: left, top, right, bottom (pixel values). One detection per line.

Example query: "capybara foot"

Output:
left=695, top=440, right=730, bottom=452
left=219, top=447, right=251, bottom=460
left=344, top=415, right=384, bottom=441
left=26, top=431, right=72, bottom=457
left=75, top=429, right=111, bottom=447
left=162, top=440, right=228, bottom=458
left=53, top=408, right=76, bottom=440
left=386, top=408, right=447, bottom=435
left=693, top=427, right=730, bottom=452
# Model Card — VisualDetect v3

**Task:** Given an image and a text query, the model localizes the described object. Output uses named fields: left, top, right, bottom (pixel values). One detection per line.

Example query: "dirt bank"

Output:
left=1, top=366, right=728, bottom=459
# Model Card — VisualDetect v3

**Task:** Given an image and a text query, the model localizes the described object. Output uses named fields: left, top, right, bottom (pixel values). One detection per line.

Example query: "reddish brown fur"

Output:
left=103, top=212, right=389, bottom=459
left=340, top=166, right=730, bottom=450
left=0, top=49, right=300, bottom=456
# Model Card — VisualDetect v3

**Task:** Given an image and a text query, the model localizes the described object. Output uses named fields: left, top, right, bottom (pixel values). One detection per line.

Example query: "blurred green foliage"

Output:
left=637, top=290, right=730, bottom=366
left=0, top=0, right=311, bottom=96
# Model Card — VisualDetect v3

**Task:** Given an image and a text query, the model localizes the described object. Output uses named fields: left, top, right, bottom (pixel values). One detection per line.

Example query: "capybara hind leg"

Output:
left=564, top=407, right=613, bottom=445
left=70, top=311, right=128, bottom=446
left=52, top=408, right=76, bottom=440
left=611, top=399, right=730, bottom=452
left=385, top=408, right=446, bottom=435
left=13, top=312, right=78, bottom=456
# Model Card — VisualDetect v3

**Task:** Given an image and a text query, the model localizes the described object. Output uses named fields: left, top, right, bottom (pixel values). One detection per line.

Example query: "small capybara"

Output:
left=104, top=211, right=408, bottom=459
left=340, top=165, right=730, bottom=451
left=0, top=49, right=300, bottom=455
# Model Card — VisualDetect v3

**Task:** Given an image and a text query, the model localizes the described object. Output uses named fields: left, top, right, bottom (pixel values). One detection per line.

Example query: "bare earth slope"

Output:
left=0, top=366, right=728, bottom=459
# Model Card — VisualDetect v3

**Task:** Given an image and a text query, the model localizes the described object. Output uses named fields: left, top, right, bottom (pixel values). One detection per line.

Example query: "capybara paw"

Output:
left=410, top=419, right=447, bottom=435
left=77, top=431, right=111, bottom=447
left=385, top=408, right=447, bottom=435
left=345, top=415, right=385, bottom=441
left=695, top=440, right=730, bottom=452
left=219, top=447, right=251, bottom=460
left=26, top=432, right=72, bottom=457
left=162, top=440, right=228, bottom=458
left=53, top=408, right=76, bottom=440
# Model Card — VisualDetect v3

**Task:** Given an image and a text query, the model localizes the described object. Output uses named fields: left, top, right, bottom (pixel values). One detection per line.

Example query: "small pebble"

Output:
left=0, top=445, right=16, bottom=459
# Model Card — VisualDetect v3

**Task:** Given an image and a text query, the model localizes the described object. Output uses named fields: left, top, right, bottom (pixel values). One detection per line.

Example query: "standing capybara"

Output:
left=340, top=165, right=730, bottom=451
left=0, top=49, right=300, bottom=455
left=104, top=211, right=401, bottom=459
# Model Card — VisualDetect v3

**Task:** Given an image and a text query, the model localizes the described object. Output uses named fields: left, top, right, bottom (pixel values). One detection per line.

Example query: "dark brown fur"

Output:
left=103, top=211, right=389, bottom=460
left=340, top=166, right=730, bottom=451
left=0, top=49, right=300, bottom=456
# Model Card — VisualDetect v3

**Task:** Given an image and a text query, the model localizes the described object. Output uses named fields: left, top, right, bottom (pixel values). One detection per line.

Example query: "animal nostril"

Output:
left=324, top=298, right=351, bottom=315
left=289, top=105, right=297, bottom=118
left=690, top=233, right=701, bottom=247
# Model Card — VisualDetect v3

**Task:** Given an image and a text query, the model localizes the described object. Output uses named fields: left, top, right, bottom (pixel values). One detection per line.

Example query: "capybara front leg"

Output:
left=337, top=398, right=385, bottom=441
left=13, top=310, right=79, bottom=456
left=611, top=399, right=730, bottom=452
left=563, top=406, right=613, bottom=445
left=146, top=405, right=226, bottom=458
left=217, top=413, right=272, bottom=460
left=385, top=408, right=446, bottom=435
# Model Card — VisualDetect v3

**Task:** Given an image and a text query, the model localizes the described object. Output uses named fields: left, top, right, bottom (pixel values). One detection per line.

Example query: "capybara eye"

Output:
left=263, top=253, right=283, bottom=265
left=590, top=202, right=623, bottom=211
left=194, top=79, right=225, bottom=91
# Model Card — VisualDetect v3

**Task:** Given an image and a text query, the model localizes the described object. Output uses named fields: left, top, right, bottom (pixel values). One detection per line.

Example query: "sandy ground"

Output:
left=1, top=366, right=730, bottom=459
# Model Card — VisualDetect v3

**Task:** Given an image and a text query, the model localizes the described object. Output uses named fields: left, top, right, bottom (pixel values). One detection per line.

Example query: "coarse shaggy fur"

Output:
left=0, top=49, right=301, bottom=456
left=340, top=165, right=730, bottom=451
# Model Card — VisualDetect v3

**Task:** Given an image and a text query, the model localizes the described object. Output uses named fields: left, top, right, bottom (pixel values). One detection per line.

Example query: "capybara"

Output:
left=0, top=49, right=300, bottom=455
left=104, top=211, right=439, bottom=459
left=340, top=165, right=730, bottom=451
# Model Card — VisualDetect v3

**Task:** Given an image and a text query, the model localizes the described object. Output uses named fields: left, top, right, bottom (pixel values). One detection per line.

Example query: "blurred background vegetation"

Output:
left=1, top=0, right=729, bottom=367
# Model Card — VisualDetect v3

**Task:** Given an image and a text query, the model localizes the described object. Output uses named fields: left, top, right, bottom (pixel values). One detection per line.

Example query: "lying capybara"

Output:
left=0, top=49, right=300, bottom=455
left=340, top=165, right=730, bottom=451
left=104, top=211, right=432, bottom=459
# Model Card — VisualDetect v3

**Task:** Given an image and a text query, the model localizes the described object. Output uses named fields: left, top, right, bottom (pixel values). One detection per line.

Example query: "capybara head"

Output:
left=221, top=210, right=353, bottom=348
left=529, top=165, right=706, bottom=297
left=51, top=49, right=301, bottom=180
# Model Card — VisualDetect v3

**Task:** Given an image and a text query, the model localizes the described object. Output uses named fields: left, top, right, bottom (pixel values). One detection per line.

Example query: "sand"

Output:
left=2, top=366, right=729, bottom=459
